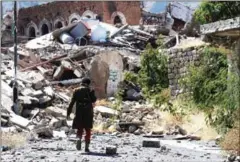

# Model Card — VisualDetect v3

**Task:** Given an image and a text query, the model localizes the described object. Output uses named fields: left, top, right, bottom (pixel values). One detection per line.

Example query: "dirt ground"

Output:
left=1, top=133, right=226, bottom=162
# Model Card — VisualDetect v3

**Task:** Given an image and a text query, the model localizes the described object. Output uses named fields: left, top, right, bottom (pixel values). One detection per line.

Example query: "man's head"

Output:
left=81, top=77, right=91, bottom=86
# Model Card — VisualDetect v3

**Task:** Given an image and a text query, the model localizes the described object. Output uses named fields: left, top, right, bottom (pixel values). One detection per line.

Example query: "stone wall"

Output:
left=167, top=46, right=205, bottom=97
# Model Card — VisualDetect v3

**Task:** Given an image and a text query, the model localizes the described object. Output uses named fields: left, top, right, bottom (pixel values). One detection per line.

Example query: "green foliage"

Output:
left=119, top=35, right=170, bottom=106
left=151, top=88, right=170, bottom=107
left=123, top=71, right=138, bottom=84
left=181, top=47, right=228, bottom=108
left=180, top=46, right=240, bottom=133
left=138, top=41, right=169, bottom=98
left=194, top=1, right=240, bottom=24
left=112, top=89, right=124, bottom=111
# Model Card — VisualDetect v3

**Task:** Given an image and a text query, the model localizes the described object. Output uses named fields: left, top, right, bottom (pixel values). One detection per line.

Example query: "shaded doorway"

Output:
left=41, top=24, right=49, bottom=35
left=28, top=27, right=36, bottom=40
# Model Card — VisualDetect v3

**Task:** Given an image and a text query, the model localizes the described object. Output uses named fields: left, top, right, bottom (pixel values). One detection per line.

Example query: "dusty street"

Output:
left=2, top=133, right=226, bottom=162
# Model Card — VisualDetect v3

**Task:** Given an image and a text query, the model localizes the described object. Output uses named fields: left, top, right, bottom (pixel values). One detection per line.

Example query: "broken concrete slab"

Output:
left=34, top=126, right=53, bottom=138
left=43, top=86, right=54, bottom=97
left=9, top=113, right=31, bottom=128
left=2, top=93, right=14, bottom=113
left=94, top=106, right=119, bottom=117
left=53, top=130, right=67, bottom=138
left=142, top=139, right=160, bottom=148
left=73, top=69, right=82, bottom=78
left=46, top=106, right=74, bottom=119
left=173, top=135, right=190, bottom=140
left=1, top=80, right=13, bottom=97
left=21, top=88, right=34, bottom=96
left=36, top=66, right=49, bottom=75
left=61, top=60, right=73, bottom=70
left=31, top=90, right=44, bottom=97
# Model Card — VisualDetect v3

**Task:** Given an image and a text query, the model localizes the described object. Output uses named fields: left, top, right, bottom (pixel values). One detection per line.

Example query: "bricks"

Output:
left=18, top=1, right=141, bottom=35
left=106, top=145, right=117, bottom=155
left=142, top=139, right=160, bottom=148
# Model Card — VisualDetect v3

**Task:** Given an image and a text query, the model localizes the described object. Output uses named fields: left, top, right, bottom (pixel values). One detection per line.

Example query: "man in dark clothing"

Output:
left=67, top=78, right=97, bottom=152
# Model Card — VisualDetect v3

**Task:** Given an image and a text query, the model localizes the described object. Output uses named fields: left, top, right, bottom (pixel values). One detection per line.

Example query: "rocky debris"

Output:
left=142, top=139, right=161, bottom=148
left=227, top=154, right=237, bottom=162
left=105, top=145, right=117, bottom=155
left=172, top=134, right=201, bottom=141
left=94, top=106, right=119, bottom=117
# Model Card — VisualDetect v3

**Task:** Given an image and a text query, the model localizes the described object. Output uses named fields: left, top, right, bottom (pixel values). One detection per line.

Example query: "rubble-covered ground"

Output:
left=2, top=133, right=226, bottom=162
left=1, top=18, right=236, bottom=162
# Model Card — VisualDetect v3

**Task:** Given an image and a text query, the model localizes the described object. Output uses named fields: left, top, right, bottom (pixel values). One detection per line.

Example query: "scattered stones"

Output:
left=35, top=126, right=53, bottom=138
left=227, top=154, right=236, bottom=162
left=161, top=145, right=167, bottom=151
left=128, top=125, right=138, bottom=133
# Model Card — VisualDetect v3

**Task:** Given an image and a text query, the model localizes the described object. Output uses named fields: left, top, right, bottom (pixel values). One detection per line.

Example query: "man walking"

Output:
left=67, top=78, right=97, bottom=152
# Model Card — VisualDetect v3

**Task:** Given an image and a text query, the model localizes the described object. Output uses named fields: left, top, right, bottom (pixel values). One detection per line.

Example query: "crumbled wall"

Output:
left=167, top=46, right=205, bottom=97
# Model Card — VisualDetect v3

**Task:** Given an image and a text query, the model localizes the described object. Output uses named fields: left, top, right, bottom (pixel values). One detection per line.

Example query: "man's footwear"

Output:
left=76, top=139, right=81, bottom=150
left=85, top=141, right=90, bottom=152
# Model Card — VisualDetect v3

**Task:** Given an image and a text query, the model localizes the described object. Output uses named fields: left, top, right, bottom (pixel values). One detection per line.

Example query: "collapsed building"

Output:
left=0, top=2, right=207, bottom=139
left=1, top=1, right=198, bottom=47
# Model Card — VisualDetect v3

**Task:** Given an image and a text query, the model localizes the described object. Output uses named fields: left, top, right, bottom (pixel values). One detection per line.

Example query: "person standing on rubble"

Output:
left=67, top=78, right=97, bottom=152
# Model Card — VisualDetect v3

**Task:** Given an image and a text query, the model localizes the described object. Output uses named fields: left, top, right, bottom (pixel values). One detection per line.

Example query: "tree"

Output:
left=194, top=1, right=240, bottom=24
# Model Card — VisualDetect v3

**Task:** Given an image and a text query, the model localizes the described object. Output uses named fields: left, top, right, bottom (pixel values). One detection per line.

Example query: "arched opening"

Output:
left=85, top=15, right=91, bottom=19
left=41, top=24, right=49, bottom=35
left=111, top=12, right=127, bottom=25
left=114, top=16, right=122, bottom=25
left=29, top=27, right=36, bottom=40
left=55, top=21, right=63, bottom=29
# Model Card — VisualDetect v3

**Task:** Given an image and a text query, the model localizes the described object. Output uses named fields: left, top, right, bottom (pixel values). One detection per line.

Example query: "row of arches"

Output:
left=25, top=11, right=127, bottom=40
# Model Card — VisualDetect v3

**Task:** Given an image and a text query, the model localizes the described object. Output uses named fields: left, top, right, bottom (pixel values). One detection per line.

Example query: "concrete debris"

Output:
left=94, top=106, right=119, bottom=117
left=105, top=145, right=117, bottom=155
left=142, top=139, right=160, bottom=148
left=1, top=11, right=202, bottom=143
left=53, top=130, right=67, bottom=138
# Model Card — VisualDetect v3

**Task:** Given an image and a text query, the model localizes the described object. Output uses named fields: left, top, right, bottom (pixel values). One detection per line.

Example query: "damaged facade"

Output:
left=17, top=1, right=141, bottom=39
left=166, top=2, right=194, bottom=31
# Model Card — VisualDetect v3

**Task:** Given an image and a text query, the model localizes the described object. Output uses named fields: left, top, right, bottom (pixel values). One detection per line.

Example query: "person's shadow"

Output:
left=81, top=151, right=120, bottom=157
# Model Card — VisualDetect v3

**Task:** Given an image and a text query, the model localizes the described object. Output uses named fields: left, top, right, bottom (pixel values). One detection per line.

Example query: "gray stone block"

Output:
left=192, top=50, right=197, bottom=55
left=187, top=51, right=192, bottom=57
left=171, top=48, right=178, bottom=53
left=106, top=145, right=117, bottom=155
left=168, top=68, right=172, bottom=73
left=169, top=80, right=174, bottom=85
left=142, top=140, right=160, bottom=148
left=168, top=74, right=175, bottom=79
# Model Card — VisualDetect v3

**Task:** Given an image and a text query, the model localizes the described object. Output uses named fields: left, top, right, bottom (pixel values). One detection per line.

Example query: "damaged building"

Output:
left=166, top=2, right=195, bottom=31
left=17, top=1, right=141, bottom=40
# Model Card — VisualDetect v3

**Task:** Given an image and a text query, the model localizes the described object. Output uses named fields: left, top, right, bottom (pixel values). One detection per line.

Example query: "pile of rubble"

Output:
left=1, top=16, right=201, bottom=143
left=1, top=20, right=155, bottom=137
